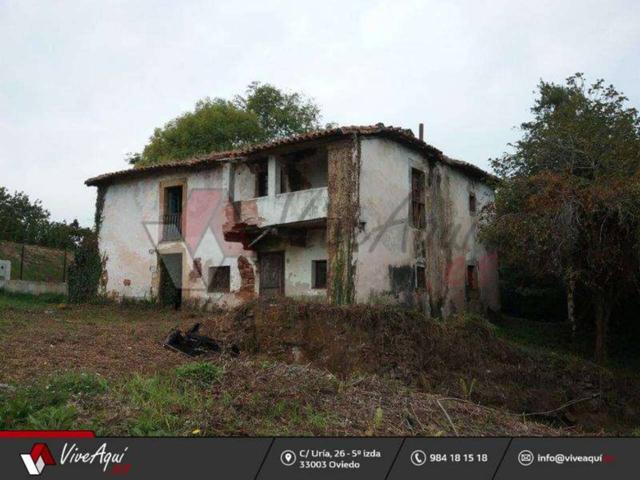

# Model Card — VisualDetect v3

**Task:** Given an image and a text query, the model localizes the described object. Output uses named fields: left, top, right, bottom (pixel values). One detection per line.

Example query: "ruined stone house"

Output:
left=85, top=125, right=499, bottom=316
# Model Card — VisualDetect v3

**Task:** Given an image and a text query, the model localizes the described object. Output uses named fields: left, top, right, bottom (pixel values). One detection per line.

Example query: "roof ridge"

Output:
left=86, top=124, right=491, bottom=186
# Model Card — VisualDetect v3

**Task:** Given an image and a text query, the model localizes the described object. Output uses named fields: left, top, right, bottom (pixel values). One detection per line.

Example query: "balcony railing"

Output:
left=161, top=213, right=182, bottom=242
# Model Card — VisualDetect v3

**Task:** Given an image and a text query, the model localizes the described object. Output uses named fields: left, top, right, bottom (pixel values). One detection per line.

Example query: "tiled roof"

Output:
left=85, top=124, right=492, bottom=186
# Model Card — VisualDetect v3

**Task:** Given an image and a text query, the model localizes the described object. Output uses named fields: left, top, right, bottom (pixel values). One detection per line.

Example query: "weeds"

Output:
left=459, top=377, right=477, bottom=400
left=120, top=373, right=204, bottom=435
left=175, top=362, right=224, bottom=388
left=0, top=371, right=107, bottom=430
left=366, top=406, right=384, bottom=436
left=27, top=405, right=77, bottom=429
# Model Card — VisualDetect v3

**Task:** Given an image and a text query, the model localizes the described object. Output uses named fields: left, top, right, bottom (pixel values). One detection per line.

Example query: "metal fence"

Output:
left=0, top=240, right=72, bottom=283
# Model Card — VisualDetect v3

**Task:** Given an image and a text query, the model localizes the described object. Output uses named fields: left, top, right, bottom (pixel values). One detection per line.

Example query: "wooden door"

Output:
left=259, top=251, right=284, bottom=297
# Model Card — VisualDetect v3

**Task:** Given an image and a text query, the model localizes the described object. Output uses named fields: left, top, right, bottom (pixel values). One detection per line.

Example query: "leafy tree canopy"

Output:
left=0, top=187, right=89, bottom=249
left=128, top=82, right=326, bottom=167
left=481, top=73, right=640, bottom=363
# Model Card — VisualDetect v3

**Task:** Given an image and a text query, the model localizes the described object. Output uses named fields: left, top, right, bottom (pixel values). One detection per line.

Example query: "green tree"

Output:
left=0, top=187, right=89, bottom=249
left=481, top=74, right=640, bottom=363
left=234, top=81, right=322, bottom=140
left=129, top=82, right=325, bottom=166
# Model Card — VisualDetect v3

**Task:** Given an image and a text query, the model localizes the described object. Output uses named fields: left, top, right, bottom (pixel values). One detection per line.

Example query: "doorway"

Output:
left=159, top=253, right=182, bottom=308
left=259, top=251, right=284, bottom=297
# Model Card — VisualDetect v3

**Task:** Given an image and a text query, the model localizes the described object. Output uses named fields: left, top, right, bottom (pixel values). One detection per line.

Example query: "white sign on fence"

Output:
left=0, top=259, right=11, bottom=281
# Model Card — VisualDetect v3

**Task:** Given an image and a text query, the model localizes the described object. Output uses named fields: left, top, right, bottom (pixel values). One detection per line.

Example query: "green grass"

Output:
left=0, top=361, right=344, bottom=436
left=118, top=373, right=210, bottom=436
left=175, top=362, right=224, bottom=388
left=0, top=289, right=67, bottom=309
left=495, top=314, right=640, bottom=371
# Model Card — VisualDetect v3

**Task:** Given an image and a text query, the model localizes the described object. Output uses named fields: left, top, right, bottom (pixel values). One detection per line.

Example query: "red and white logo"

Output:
left=21, top=443, right=56, bottom=475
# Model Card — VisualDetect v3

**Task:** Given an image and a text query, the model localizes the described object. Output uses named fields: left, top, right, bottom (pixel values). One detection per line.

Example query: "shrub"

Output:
left=67, top=233, right=103, bottom=303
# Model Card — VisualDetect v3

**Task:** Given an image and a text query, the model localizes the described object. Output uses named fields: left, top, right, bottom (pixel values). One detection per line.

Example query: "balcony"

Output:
left=224, top=187, right=328, bottom=243
left=254, top=187, right=328, bottom=227
left=161, top=212, right=182, bottom=242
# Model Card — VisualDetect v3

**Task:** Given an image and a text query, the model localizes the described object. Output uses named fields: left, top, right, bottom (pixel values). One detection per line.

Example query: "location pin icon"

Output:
left=281, top=450, right=296, bottom=466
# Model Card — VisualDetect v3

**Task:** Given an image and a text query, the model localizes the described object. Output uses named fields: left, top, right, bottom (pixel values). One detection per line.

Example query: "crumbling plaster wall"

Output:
left=233, top=161, right=260, bottom=200
left=355, top=138, right=426, bottom=306
left=444, top=167, right=500, bottom=313
left=326, top=137, right=360, bottom=305
left=354, top=137, right=499, bottom=315
left=99, top=167, right=257, bottom=307
left=257, top=228, right=327, bottom=297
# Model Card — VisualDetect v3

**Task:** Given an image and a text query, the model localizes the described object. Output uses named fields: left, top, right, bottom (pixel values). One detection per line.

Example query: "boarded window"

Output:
left=416, top=265, right=426, bottom=290
left=312, top=260, right=327, bottom=289
left=469, top=193, right=477, bottom=214
left=466, top=265, right=476, bottom=290
left=411, top=168, right=426, bottom=228
left=208, top=266, right=230, bottom=293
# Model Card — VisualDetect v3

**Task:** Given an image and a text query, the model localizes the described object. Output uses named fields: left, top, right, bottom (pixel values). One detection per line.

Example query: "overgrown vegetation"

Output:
left=2, top=294, right=640, bottom=434
left=0, top=371, right=107, bottom=430
left=481, top=73, right=640, bottom=363
left=67, top=234, right=102, bottom=303
left=67, top=187, right=104, bottom=303
left=198, top=299, right=640, bottom=433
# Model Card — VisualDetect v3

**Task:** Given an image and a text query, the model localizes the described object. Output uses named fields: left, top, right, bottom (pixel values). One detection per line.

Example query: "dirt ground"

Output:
left=0, top=301, right=564, bottom=436
left=0, top=303, right=201, bottom=383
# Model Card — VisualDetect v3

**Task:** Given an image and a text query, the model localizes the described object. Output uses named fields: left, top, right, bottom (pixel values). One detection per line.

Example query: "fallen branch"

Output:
left=437, top=393, right=601, bottom=420
left=162, top=342, right=192, bottom=358
left=522, top=393, right=601, bottom=418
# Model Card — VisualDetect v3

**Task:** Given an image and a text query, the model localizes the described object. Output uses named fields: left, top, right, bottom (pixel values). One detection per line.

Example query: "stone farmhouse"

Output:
left=85, top=124, right=499, bottom=316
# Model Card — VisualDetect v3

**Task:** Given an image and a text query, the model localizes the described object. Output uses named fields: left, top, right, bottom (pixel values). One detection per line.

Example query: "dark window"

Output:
left=411, top=168, right=426, bottom=228
left=256, top=166, right=268, bottom=197
left=416, top=265, right=426, bottom=290
left=466, top=265, right=476, bottom=290
left=312, top=260, right=327, bottom=289
left=165, top=186, right=182, bottom=214
left=162, top=186, right=183, bottom=242
left=469, top=193, right=477, bottom=214
left=208, top=266, right=230, bottom=293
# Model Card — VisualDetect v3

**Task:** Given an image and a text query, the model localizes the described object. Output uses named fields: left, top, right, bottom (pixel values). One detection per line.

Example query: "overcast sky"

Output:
left=1, top=0, right=639, bottom=227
